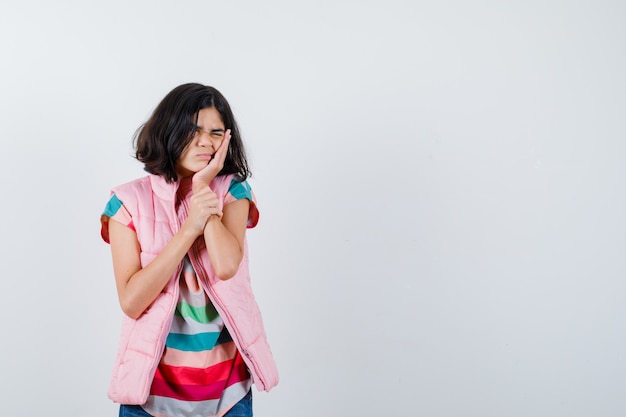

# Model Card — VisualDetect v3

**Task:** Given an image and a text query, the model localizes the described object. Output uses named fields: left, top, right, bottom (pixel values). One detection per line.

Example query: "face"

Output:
left=176, top=106, right=225, bottom=178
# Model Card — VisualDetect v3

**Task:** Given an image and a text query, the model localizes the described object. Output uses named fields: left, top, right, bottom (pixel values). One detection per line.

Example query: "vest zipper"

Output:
left=179, top=198, right=267, bottom=389
left=190, top=241, right=267, bottom=390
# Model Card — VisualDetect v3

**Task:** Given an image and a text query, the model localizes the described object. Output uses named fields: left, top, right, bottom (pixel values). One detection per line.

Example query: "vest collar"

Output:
left=148, top=174, right=179, bottom=201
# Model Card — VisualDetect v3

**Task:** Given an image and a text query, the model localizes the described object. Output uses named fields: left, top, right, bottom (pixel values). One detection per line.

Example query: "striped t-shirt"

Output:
left=102, top=178, right=258, bottom=417
left=143, top=256, right=252, bottom=417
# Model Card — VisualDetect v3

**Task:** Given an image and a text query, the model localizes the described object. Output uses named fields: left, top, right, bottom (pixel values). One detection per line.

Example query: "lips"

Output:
left=197, top=153, right=213, bottom=161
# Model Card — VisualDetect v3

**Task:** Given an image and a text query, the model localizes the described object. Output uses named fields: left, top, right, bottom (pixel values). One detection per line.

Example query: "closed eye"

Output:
left=192, top=126, right=225, bottom=138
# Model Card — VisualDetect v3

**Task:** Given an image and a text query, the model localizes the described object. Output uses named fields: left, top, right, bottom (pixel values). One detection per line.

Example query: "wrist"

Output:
left=204, top=214, right=222, bottom=230
left=207, top=213, right=223, bottom=223
left=180, top=221, right=204, bottom=239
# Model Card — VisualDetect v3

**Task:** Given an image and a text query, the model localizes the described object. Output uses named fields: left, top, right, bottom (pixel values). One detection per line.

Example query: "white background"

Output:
left=1, top=1, right=625, bottom=416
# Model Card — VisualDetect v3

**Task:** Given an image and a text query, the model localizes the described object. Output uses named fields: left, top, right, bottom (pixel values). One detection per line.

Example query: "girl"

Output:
left=100, top=83, right=279, bottom=417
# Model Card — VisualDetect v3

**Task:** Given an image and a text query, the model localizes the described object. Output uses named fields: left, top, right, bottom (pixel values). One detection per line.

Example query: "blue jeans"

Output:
left=119, top=390, right=253, bottom=417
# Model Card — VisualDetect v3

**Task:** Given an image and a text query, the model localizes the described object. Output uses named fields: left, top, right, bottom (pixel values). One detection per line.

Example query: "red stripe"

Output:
left=150, top=361, right=249, bottom=401
left=154, top=353, right=245, bottom=385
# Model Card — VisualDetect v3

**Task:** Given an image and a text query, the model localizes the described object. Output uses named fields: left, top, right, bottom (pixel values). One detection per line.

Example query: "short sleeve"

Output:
left=100, top=193, right=135, bottom=243
left=224, top=178, right=259, bottom=228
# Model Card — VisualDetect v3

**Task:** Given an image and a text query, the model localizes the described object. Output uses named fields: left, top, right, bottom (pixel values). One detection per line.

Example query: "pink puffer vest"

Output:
left=102, top=174, right=279, bottom=405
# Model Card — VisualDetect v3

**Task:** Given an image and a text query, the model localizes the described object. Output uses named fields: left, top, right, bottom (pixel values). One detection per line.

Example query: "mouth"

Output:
left=197, top=153, right=213, bottom=161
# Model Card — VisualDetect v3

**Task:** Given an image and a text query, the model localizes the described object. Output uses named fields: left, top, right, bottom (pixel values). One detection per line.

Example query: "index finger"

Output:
left=215, top=129, right=232, bottom=162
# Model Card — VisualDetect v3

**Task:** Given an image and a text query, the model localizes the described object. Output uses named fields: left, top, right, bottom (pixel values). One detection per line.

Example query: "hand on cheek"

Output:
left=192, top=129, right=232, bottom=194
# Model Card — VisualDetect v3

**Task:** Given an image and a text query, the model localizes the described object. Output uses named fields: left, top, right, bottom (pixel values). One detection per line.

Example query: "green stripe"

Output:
left=175, top=301, right=219, bottom=323
left=103, top=194, right=123, bottom=217
left=228, top=179, right=252, bottom=201
left=165, top=332, right=220, bottom=351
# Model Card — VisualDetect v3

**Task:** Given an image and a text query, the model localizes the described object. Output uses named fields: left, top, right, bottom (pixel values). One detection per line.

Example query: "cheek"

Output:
left=176, top=150, right=191, bottom=169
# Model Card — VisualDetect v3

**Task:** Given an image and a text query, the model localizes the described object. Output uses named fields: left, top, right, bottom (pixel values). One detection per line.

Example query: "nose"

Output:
left=197, top=131, right=212, bottom=148
left=196, top=130, right=222, bottom=151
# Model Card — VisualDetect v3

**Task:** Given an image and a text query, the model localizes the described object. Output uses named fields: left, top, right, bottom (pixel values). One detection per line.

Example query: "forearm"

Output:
left=119, top=225, right=198, bottom=318
left=203, top=215, right=244, bottom=280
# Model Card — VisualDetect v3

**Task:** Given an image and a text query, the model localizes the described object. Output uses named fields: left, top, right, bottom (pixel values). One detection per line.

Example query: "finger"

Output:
left=192, top=130, right=231, bottom=194
left=215, top=130, right=231, bottom=162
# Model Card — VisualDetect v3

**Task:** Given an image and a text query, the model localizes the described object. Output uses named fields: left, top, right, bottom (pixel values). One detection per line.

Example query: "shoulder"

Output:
left=227, top=178, right=254, bottom=201
left=111, top=175, right=163, bottom=204
left=219, top=175, right=259, bottom=228
left=210, top=174, right=253, bottom=198
left=112, top=175, right=152, bottom=194
left=210, top=173, right=236, bottom=193
left=216, top=174, right=255, bottom=202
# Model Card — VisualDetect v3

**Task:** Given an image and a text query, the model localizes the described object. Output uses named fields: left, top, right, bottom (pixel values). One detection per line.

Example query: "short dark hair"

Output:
left=134, top=83, right=251, bottom=183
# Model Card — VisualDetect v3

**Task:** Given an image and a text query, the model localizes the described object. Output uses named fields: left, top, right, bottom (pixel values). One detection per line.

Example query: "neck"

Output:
left=177, top=176, right=193, bottom=199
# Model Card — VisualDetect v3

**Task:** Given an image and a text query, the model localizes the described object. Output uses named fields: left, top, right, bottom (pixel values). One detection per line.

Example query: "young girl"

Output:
left=100, top=83, right=279, bottom=417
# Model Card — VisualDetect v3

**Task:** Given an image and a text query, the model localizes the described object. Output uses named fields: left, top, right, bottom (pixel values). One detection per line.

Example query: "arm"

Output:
left=203, top=198, right=250, bottom=280
left=188, top=129, right=248, bottom=279
left=109, top=129, right=234, bottom=318
left=188, top=129, right=249, bottom=279
left=108, top=181, right=218, bottom=319
left=108, top=219, right=200, bottom=319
